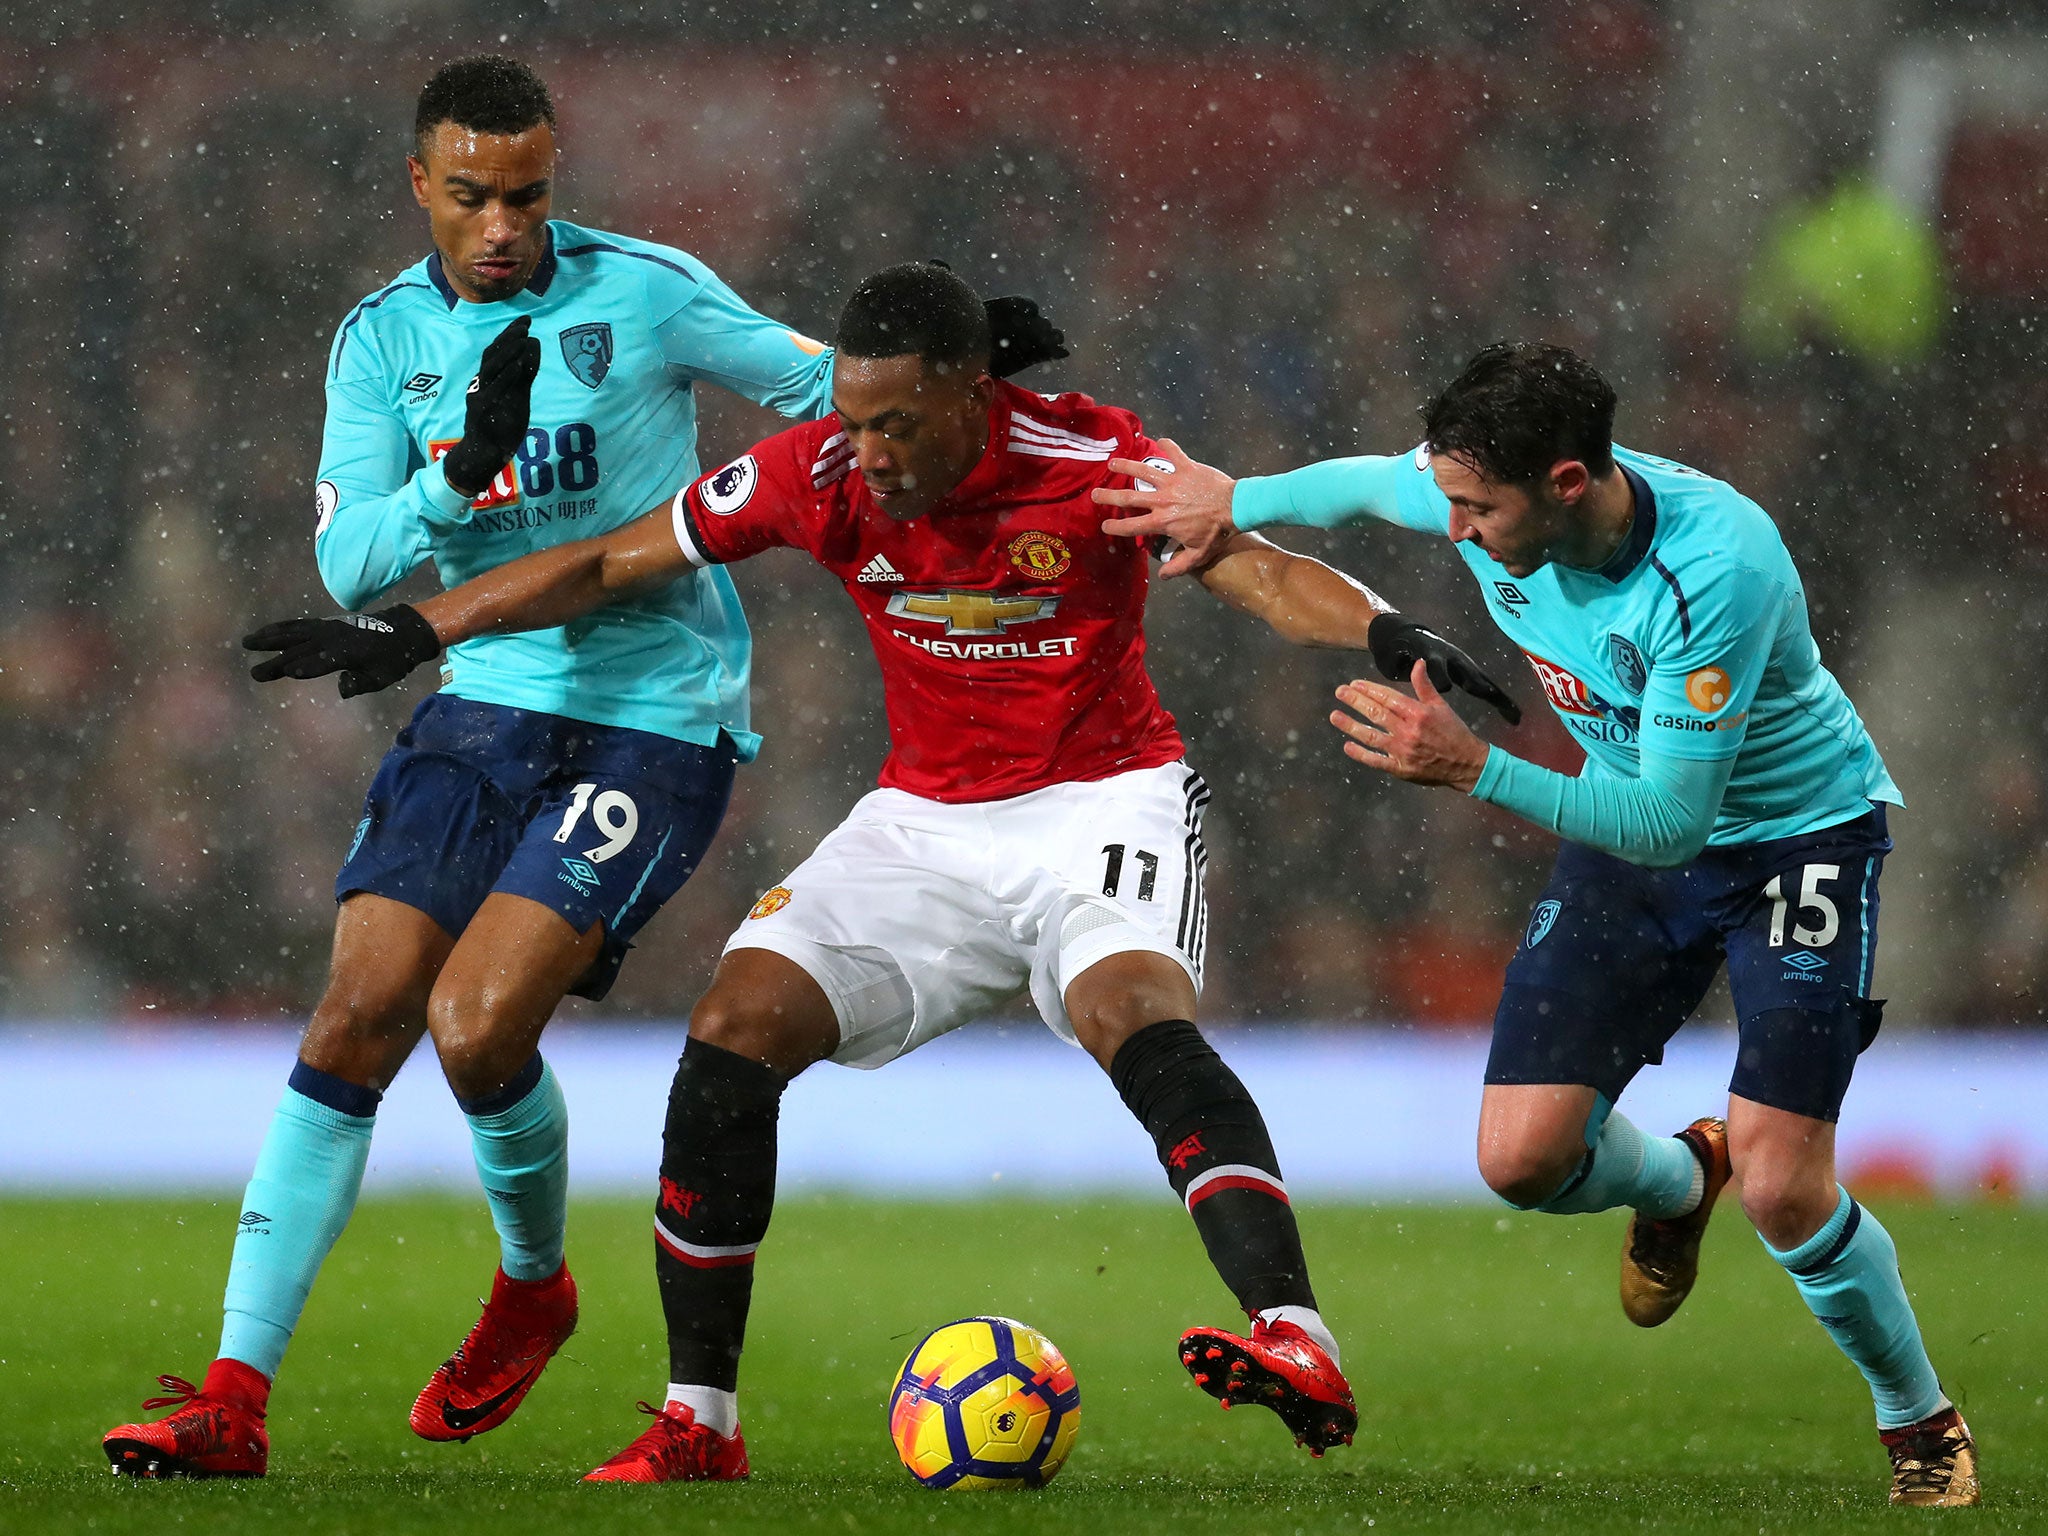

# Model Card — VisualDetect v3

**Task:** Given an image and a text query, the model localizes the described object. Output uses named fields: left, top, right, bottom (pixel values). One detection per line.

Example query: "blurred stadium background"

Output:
left=4, top=0, right=2048, bottom=1201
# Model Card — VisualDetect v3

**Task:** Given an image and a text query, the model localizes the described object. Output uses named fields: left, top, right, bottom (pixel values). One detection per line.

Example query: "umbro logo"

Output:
left=856, top=553, right=905, bottom=583
left=1494, top=581, right=1529, bottom=611
left=1782, top=951, right=1828, bottom=971
left=559, top=857, right=599, bottom=894
left=238, top=1210, right=271, bottom=1228
left=402, top=372, right=443, bottom=400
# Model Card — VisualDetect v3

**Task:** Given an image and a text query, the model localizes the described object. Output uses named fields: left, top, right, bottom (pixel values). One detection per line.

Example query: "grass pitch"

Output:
left=1, top=1194, right=2042, bottom=1534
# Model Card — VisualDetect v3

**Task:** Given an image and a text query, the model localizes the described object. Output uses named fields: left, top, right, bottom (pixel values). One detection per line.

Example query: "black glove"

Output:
left=1367, top=612, right=1522, bottom=724
left=440, top=316, right=542, bottom=497
left=984, top=295, right=1068, bottom=377
left=243, top=605, right=442, bottom=699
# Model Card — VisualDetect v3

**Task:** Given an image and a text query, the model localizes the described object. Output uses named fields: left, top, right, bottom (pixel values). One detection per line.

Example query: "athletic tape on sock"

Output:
left=666, top=1382, right=740, bottom=1439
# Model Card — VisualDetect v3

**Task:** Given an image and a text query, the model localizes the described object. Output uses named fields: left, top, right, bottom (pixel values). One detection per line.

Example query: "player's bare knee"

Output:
left=425, top=978, right=530, bottom=1097
left=301, top=984, right=427, bottom=1088
left=1478, top=1137, right=1582, bottom=1208
left=1069, top=987, right=1182, bottom=1066
left=689, top=987, right=810, bottom=1073
left=1065, top=949, right=1196, bottom=1068
left=1738, top=1166, right=1835, bottom=1249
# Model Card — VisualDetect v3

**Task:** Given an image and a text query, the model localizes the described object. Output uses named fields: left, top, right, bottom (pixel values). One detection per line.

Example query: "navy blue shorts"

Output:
left=1486, top=806, right=1891, bottom=1122
left=336, top=695, right=737, bottom=1001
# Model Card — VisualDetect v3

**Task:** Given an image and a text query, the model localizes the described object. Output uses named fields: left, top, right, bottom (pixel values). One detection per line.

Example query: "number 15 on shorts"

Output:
left=1763, top=862, right=1839, bottom=948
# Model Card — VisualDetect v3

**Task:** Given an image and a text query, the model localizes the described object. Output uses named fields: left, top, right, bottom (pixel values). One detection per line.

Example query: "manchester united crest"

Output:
left=1007, top=530, right=1072, bottom=580
left=748, top=886, right=793, bottom=920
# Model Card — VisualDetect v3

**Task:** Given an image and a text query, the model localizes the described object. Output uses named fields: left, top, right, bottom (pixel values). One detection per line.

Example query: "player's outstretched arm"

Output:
left=1198, top=535, right=1521, bottom=723
left=1195, top=532, right=1390, bottom=646
left=417, top=505, right=687, bottom=644
left=1097, top=441, right=1448, bottom=577
left=244, top=505, right=687, bottom=698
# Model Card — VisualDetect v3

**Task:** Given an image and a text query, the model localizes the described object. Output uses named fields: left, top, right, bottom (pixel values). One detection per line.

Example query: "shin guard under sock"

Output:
left=1531, top=1104, right=1702, bottom=1218
left=1764, top=1187, right=1947, bottom=1428
left=218, top=1062, right=378, bottom=1378
left=1109, top=1020, right=1315, bottom=1314
left=458, top=1055, right=570, bottom=1282
left=654, top=1036, right=786, bottom=1392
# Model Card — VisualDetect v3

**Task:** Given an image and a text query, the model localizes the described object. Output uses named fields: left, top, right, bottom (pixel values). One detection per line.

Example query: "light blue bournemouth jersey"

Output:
left=314, top=219, right=835, bottom=755
left=1234, top=444, right=1901, bottom=854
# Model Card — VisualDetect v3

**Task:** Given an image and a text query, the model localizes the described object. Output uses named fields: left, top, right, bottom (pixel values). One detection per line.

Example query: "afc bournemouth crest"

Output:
left=560, top=322, right=614, bottom=389
left=1525, top=899, right=1562, bottom=949
left=1007, top=530, right=1072, bottom=580
left=1608, top=634, right=1646, bottom=696
left=748, top=886, right=793, bottom=920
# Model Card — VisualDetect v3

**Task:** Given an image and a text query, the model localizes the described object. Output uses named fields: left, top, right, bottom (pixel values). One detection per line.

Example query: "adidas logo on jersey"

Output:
left=856, top=554, right=905, bottom=583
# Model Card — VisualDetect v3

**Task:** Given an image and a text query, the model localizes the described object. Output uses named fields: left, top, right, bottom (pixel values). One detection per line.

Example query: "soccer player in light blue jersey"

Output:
left=102, top=55, right=1064, bottom=1480
left=1094, top=343, right=1978, bottom=1507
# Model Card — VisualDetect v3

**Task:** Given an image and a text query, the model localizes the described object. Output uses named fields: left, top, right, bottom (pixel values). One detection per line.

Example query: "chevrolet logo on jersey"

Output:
left=884, top=590, right=1059, bottom=636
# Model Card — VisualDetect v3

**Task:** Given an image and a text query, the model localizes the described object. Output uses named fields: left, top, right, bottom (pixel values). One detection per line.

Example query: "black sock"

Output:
left=654, top=1036, right=786, bottom=1391
left=1109, top=1019, right=1316, bottom=1315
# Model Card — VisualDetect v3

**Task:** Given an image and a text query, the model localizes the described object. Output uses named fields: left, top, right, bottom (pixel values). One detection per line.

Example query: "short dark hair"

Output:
left=835, top=262, right=991, bottom=373
left=1421, top=342, right=1617, bottom=487
left=414, top=56, right=556, bottom=158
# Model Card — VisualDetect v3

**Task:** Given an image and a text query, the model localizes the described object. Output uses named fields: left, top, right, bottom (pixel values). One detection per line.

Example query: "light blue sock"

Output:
left=1525, top=1100, right=1702, bottom=1218
left=460, top=1056, right=569, bottom=1281
left=218, top=1063, right=378, bottom=1377
left=1764, top=1187, right=1948, bottom=1428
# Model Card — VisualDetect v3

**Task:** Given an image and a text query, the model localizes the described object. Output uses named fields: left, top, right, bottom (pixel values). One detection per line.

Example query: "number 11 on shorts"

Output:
left=1102, top=844, right=1160, bottom=902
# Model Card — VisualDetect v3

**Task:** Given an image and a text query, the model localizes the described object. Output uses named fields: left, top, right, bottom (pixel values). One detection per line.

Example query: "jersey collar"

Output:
left=425, top=226, right=558, bottom=310
left=1594, top=464, right=1658, bottom=583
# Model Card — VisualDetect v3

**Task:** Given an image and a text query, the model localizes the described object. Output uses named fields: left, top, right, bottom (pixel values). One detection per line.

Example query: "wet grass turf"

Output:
left=1, top=1195, right=2043, bottom=1533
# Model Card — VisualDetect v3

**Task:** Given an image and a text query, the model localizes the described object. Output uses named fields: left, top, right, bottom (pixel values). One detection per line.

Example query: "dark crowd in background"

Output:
left=3, top=0, right=2046, bottom=1028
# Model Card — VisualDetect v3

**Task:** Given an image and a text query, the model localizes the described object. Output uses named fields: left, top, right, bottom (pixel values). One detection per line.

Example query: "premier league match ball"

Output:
left=886, top=1316, right=1081, bottom=1489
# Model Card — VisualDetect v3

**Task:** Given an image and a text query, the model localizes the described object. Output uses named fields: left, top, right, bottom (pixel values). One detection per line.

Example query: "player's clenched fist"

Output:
left=441, top=315, right=543, bottom=497
left=243, top=605, right=442, bottom=699
left=1331, top=661, right=1492, bottom=793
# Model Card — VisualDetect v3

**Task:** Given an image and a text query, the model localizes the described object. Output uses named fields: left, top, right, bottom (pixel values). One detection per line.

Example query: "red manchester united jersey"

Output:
left=668, top=378, right=1185, bottom=803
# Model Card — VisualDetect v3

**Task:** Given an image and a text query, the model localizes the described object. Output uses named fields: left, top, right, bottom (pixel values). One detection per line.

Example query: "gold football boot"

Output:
left=1882, top=1406, right=1979, bottom=1507
left=1618, top=1117, right=1730, bottom=1327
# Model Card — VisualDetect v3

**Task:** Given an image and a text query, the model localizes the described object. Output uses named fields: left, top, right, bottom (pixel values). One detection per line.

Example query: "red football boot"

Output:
left=103, top=1360, right=270, bottom=1478
left=410, top=1263, right=578, bottom=1442
left=583, top=1402, right=751, bottom=1483
left=1179, top=1317, right=1358, bottom=1455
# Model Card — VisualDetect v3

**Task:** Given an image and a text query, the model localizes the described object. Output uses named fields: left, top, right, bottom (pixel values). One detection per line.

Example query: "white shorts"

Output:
left=725, top=761, right=1211, bottom=1068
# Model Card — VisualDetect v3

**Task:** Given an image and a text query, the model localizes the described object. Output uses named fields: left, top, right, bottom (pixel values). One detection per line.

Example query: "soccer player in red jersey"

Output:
left=248, top=262, right=1517, bottom=1481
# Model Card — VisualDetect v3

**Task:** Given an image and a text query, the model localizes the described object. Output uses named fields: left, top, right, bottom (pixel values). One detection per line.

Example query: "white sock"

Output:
left=665, top=1383, right=739, bottom=1438
left=1676, top=1155, right=1707, bottom=1217
left=1256, top=1305, right=1341, bottom=1369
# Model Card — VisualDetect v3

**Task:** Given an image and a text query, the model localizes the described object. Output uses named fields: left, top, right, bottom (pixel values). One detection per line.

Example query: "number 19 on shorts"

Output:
left=554, top=782, right=640, bottom=864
